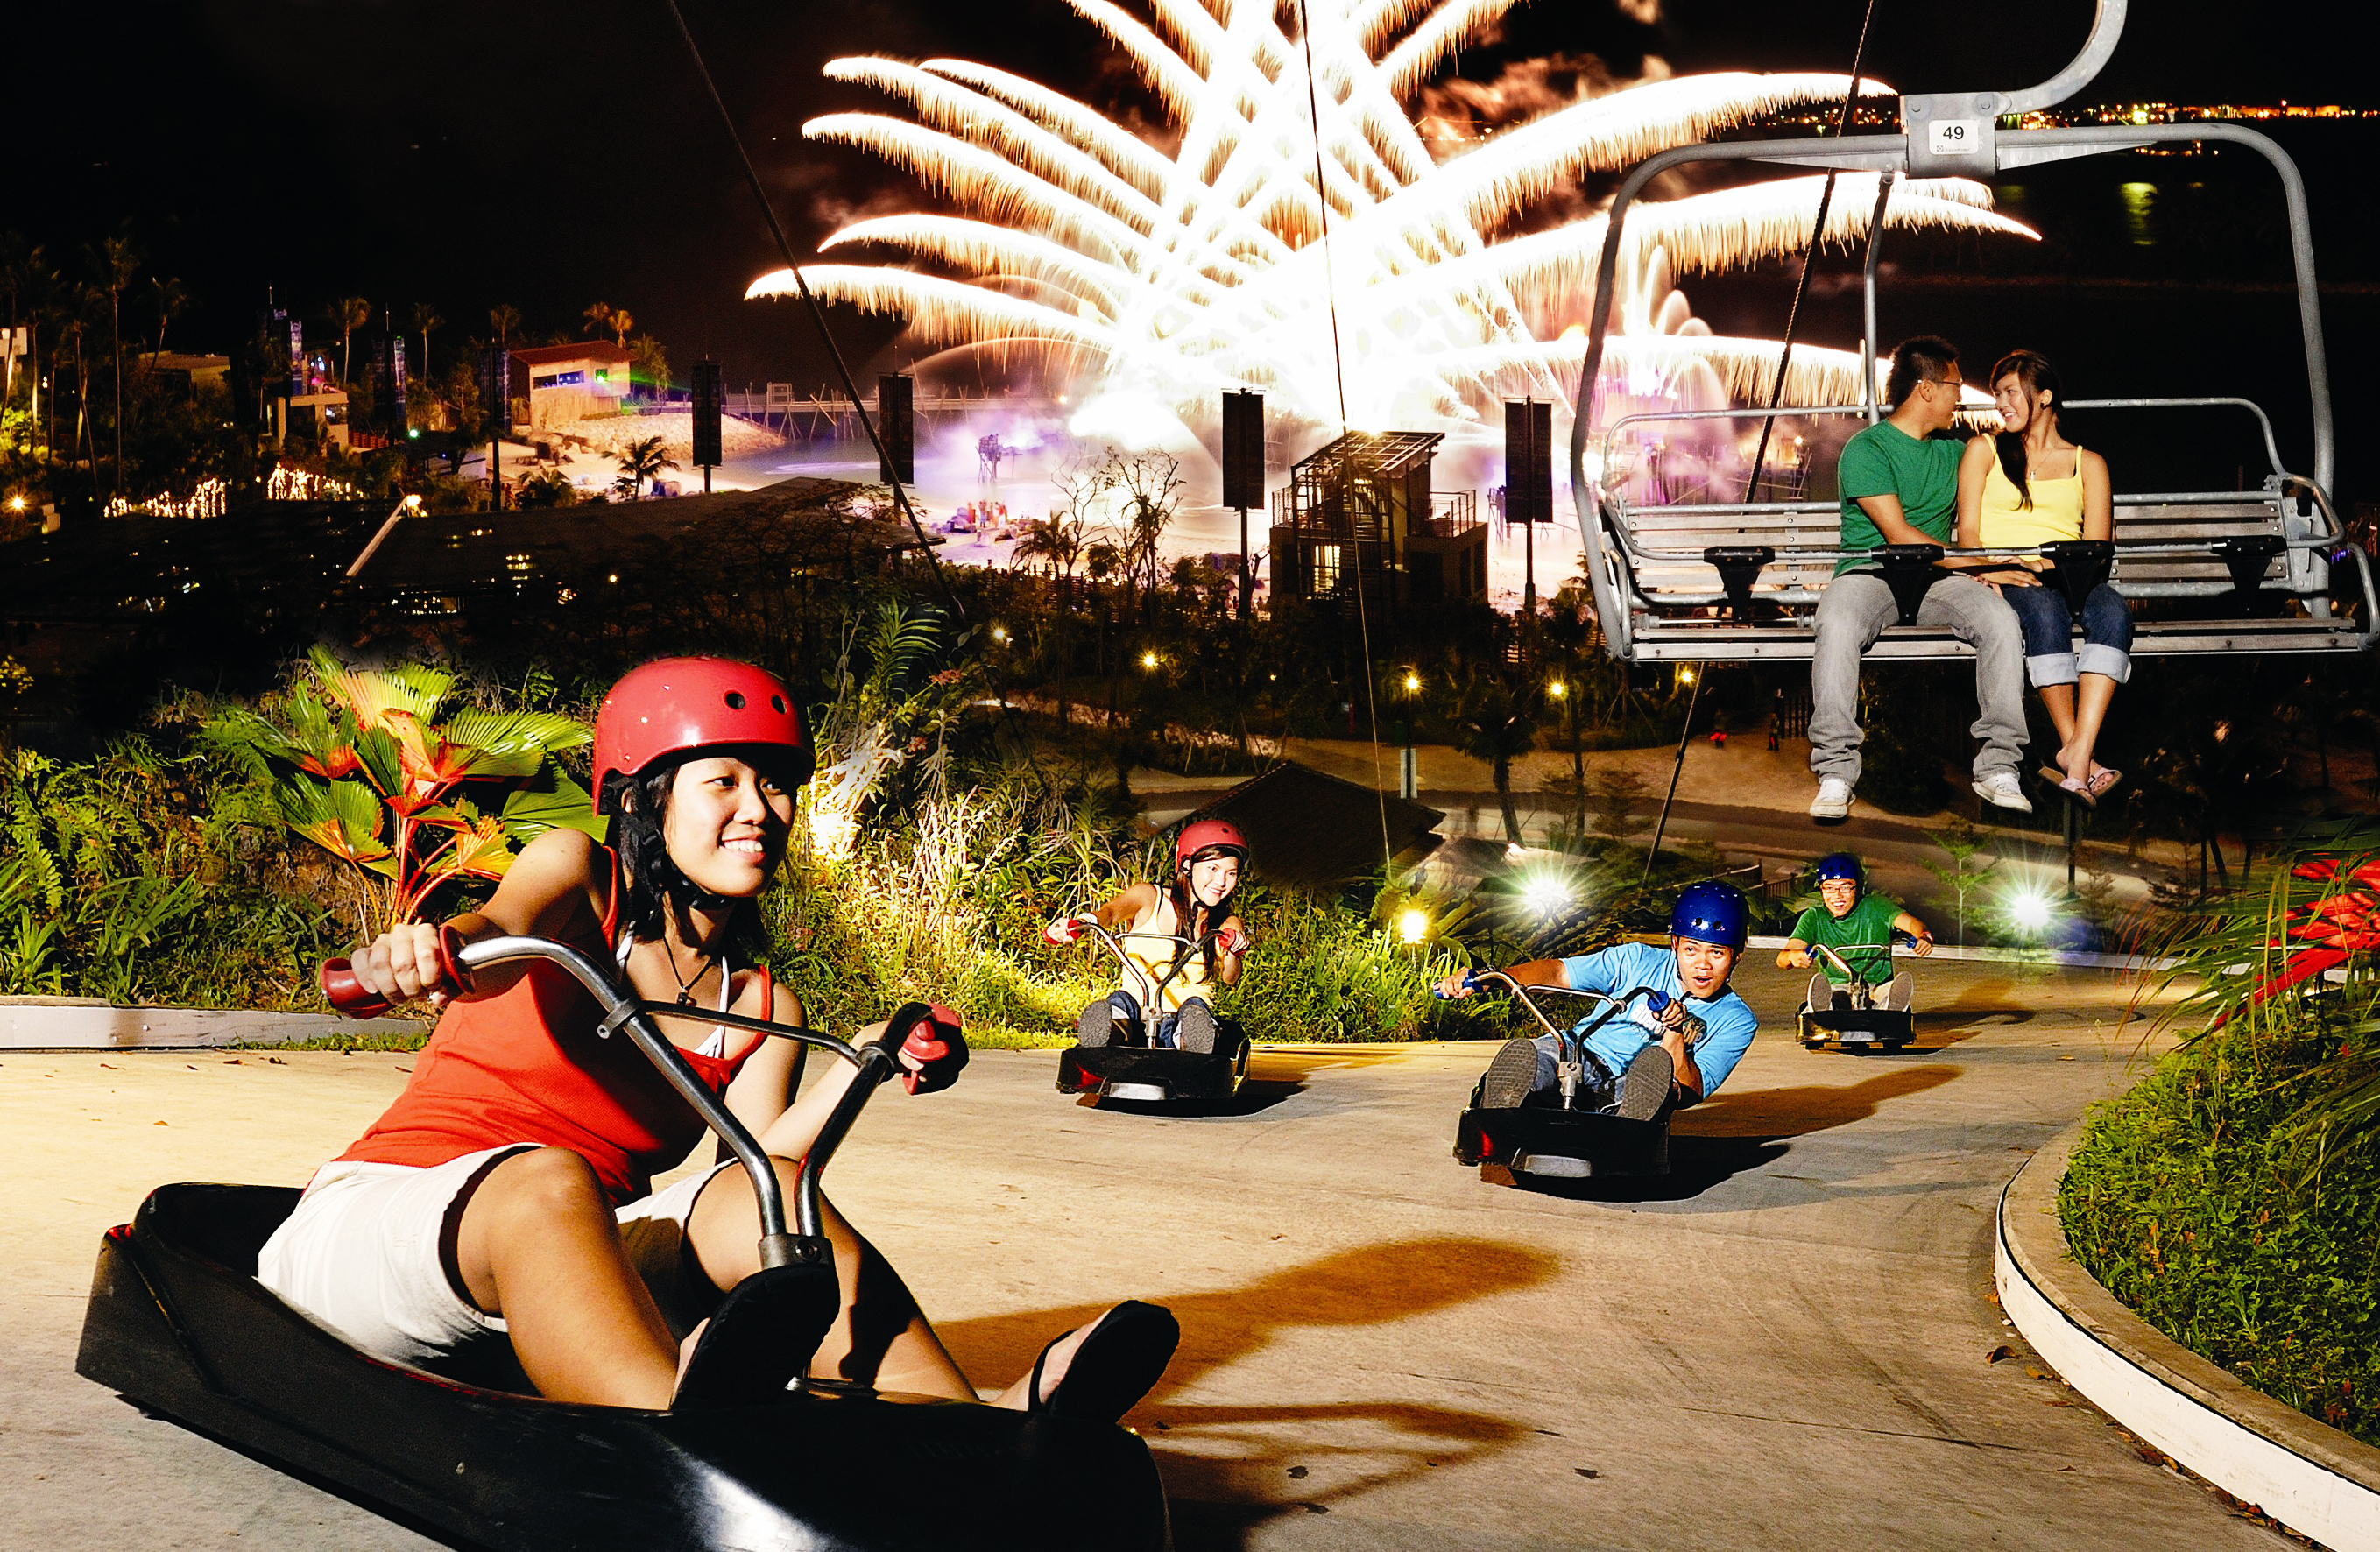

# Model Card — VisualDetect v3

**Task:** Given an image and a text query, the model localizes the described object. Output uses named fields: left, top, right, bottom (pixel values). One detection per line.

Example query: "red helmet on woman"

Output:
left=592, top=657, right=812, bottom=796
left=1176, top=818, right=1249, bottom=874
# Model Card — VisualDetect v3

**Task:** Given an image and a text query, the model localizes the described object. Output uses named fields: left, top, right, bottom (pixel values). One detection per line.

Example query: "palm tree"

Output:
left=606, top=307, right=633, bottom=348
left=1, top=231, right=25, bottom=406
left=95, top=236, right=138, bottom=502
left=1453, top=667, right=1541, bottom=848
left=582, top=300, right=614, bottom=342
left=487, top=302, right=519, bottom=352
left=611, top=434, right=677, bottom=499
left=329, top=297, right=371, bottom=384
left=147, top=276, right=187, bottom=369
left=410, top=303, right=443, bottom=384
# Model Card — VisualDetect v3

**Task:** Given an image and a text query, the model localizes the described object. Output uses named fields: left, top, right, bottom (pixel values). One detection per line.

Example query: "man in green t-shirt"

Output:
left=1809, top=335, right=2031, bottom=822
left=1778, top=853, right=1934, bottom=1012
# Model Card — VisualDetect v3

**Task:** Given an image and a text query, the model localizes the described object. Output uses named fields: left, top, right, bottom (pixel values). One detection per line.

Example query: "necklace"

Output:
left=663, top=935, right=711, bottom=1007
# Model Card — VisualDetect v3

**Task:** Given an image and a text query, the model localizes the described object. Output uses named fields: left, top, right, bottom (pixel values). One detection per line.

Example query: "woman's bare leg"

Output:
left=2036, top=683, right=2082, bottom=782
left=2067, top=674, right=2119, bottom=778
left=683, top=1159, right=976, bottom=1401
left=451, top=1146, right=680, bottom=1408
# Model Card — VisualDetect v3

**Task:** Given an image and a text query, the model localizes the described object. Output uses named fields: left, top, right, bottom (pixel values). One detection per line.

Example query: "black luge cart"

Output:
left=1795, top=935, right=1917, bottom=1052
left=76, top=935, right=1169, bottom=1552
left=1056, top=923, right=1248, bottom=1104
left=1449, top=973, right=1673, bottom=1181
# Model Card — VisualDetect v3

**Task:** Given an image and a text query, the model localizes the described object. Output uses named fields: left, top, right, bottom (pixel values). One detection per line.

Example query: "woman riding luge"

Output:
left=1049, top=819, right=1253, bottom=1052
left=260, top=657, right=1176, bottom=1417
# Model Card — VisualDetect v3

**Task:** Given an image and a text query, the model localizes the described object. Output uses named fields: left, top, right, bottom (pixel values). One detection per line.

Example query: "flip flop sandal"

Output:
left=2037, top=765, right=2095, bottom=808
left=1028, top=1300, right=1180, bottom=1424
left=674, top=1259, right=841, bottom=1411
left=2085, top=767, right=2122, bottom=800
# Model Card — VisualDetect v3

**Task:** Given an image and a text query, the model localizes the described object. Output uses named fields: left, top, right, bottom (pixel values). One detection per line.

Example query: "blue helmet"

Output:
left=1815, top=853, right=1862, bottom=889
left=1670, top=880, right=1749, bottom=950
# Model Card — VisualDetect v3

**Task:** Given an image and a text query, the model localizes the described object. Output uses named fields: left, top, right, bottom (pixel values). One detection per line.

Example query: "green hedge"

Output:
left=2060, top=1008, right=2380, bottom=1447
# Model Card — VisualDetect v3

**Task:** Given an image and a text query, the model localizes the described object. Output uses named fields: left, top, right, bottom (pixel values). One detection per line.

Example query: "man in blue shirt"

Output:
left=1435, top=882, right=1758, bottom=1120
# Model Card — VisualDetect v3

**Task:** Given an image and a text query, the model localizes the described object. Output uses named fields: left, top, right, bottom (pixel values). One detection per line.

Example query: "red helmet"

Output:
left=592, top=658, right=812, bottom=797
left=1176, top=818, right=1248, bottom=874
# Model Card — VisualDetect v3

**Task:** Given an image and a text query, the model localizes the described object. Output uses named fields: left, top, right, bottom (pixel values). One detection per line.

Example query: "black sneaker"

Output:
left=1614, top=1044, right=1675, bottom=1122
left=1479, top=1038, right=1542, bottom=1110
left=1174, top=1000, right=1218, bottom=1055
left=1077, top=998, right=1115, bottom=1048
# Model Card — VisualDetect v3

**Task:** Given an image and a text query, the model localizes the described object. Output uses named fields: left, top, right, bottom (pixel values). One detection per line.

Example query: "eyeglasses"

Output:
left=1923, top=376, right=1966, bottom=394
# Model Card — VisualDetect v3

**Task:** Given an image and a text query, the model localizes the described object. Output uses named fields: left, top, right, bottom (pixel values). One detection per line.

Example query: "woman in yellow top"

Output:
left=1956, top=349, right=2128, bottom=803
left=1045, top=819, right=1251, bottom=1052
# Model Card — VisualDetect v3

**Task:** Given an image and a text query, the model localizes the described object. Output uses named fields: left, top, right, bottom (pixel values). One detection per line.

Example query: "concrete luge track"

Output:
left=2, top=958, right=2290, bottom=1549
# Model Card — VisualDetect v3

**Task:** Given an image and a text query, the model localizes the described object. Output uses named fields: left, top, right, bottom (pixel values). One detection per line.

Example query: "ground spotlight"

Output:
left=1522, top=872, right=1572, bottom=918
left=991, top=624, right=1008, bottom=643
left=1547, top=680, right=1565, bottom=698
left=1397, top=907, right=1429, bottom=945
left=2006, top=886, right=2055, bottom=935
left=1141, top=650, right=1160, bottom=669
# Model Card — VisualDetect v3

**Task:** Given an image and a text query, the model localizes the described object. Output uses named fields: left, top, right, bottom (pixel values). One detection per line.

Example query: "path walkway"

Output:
left=0, top=959, right=2284, bottom=1549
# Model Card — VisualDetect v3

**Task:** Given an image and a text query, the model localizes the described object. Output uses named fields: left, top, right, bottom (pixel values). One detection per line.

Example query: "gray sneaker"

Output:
left=1077, top=998, right=1115, bottom=1048
left=1480, top=1039, right=1543, bottom=1110
left=1613, top=1044, right=1675, bottom=1122
left=1174, top=1000, right=1218, bottom=1055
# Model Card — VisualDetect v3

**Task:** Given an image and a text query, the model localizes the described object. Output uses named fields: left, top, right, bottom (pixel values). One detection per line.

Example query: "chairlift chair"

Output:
left=1568, top=0, right=2376, bottom=665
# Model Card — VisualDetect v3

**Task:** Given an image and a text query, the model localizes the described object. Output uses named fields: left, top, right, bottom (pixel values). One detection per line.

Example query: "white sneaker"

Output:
left=1974, top=771, right=2033, bottom=814
left=1809, top=778, right=1853, bottom=820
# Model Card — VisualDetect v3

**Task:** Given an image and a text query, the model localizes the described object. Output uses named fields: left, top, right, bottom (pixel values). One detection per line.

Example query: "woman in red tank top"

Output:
left=323, top=659, right=1178, bottom=1420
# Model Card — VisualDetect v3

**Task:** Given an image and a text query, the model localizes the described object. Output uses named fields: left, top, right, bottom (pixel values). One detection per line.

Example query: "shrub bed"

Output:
left=2059, top=855, right=2380, bottom=1448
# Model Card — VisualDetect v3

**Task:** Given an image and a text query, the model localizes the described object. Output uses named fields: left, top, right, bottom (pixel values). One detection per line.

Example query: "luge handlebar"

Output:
left=320, top=935, right=916, bottom=1271
left=1806, top=931, right=1921, bottom=980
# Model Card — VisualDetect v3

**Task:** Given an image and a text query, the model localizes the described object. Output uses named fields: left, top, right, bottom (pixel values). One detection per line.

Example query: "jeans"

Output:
left=2000, top=581, right=2133, bottom=688
left=1522, top=1032, right=1620, bottom=1101
left=1810, top=572, right=2029, bottom=787
left=1097, top=990, right=1210, bottom=1049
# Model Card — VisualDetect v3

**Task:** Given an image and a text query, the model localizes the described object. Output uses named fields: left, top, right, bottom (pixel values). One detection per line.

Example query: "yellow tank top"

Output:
left=1117, top=896, right=1212, bottom=1014
left=1977, top=446, right=2087, bottom=548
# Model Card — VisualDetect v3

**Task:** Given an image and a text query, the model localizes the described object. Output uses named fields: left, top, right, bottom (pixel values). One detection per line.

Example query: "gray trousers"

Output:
left=1809, top=572, right=2028, bottom=787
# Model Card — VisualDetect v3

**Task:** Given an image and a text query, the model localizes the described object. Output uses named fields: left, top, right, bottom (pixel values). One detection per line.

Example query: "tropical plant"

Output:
left=147, top=274, right=187, bottom=369
left=328, top=296, right=372, bottom=384
left=94, top=233, right=139, bottom=502
left=612, top=434, right=677, bottom=499
left=1451, top=665, right=1539, bottom=847
left=200, top=649, right=599, bottom=932
left=809, top=601, right=978, bottom=827
left=630, top=335, right=670, bottom=399
left=410, top=302, right=443, bottom=380
left=0, top=740, right=343, bottom=1006
left=515, top=465, right=578, bottom=509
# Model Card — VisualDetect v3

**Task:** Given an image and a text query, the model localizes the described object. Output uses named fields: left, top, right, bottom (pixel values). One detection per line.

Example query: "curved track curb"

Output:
left=1997, top=1123, right=2380, bottom=1552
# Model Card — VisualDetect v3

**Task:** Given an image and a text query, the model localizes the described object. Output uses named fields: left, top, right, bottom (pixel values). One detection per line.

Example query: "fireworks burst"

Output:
left=749, top=0, right=2034, bottom=451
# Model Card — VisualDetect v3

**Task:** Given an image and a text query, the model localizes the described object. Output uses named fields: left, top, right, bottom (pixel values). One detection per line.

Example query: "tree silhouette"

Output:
left=148, top=275, right=187, bottom=369
left=95, top=235, right=138, bottom=501
left=410, top=303, right=443, bottom=384
left=1452, top=666, right=1540, bottom=848
left=487, top=302, right=519, bottom=351
left=329, top=297, right=371, bottom=384
left=611, top=434, right=676, bottom=499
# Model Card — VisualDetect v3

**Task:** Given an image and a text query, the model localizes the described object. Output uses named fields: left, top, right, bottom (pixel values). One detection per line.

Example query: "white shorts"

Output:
left=256, top=1145, right=732, bottom=1368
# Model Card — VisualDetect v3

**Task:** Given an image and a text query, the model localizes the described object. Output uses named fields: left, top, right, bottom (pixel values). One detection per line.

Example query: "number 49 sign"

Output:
left=1928, top=118, right=1981, bottom=155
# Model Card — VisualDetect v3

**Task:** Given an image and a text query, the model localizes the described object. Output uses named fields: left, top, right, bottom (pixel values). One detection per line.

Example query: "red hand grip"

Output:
left=319, top=959, right=392, bottom=1019
left=318, top=926, right=471, bottom=1020
left=898, top=1004, right=968, bottom=1095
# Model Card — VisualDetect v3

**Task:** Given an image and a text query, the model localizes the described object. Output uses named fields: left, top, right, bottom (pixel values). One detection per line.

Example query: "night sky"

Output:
left=19, top=1, right=2361, bottom=387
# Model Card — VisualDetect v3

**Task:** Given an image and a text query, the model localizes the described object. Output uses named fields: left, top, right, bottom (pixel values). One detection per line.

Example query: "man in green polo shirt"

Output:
left=1808, top=335, right=2030, bottom=822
